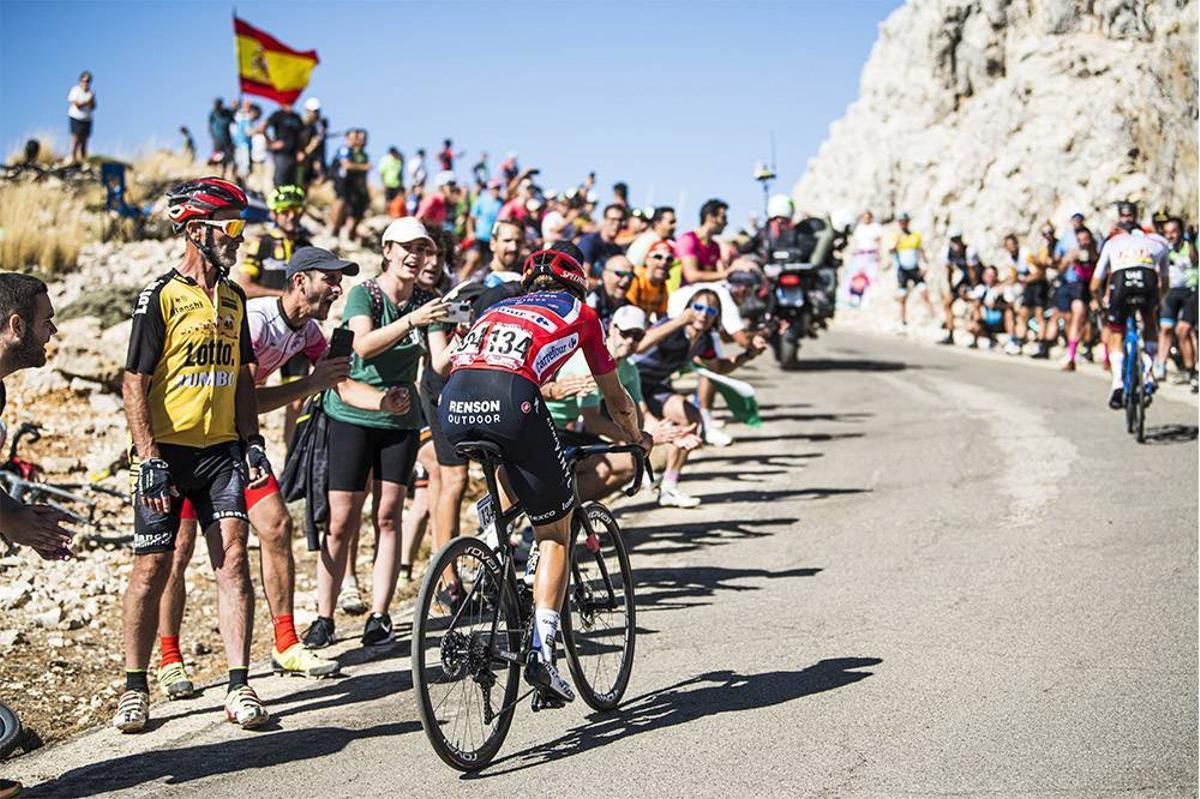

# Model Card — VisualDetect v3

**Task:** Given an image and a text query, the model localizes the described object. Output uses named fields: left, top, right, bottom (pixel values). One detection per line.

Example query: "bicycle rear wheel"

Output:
left=561, top=502, right=636, bottom=711
left=412, top=537, right=521, bottom=771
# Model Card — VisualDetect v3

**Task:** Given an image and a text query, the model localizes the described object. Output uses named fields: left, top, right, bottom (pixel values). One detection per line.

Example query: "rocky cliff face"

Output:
left=795, top=0, right=1197, bottom=259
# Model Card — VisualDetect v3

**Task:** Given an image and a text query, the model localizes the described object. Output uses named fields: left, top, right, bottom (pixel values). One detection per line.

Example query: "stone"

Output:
left=32, top=606, right=63, bottom=629
left=0, top=629, right=27, bottom=647
left=0, top=580, right=33, bottom=610
left=794, top=0, right=1197, bottom=277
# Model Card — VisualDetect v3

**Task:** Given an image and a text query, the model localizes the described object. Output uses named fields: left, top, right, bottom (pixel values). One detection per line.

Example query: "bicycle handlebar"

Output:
left=566, top=442, right=655, bottom=497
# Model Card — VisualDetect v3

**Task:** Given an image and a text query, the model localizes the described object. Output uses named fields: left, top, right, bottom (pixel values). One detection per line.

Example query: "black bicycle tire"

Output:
left=1124, top=341, right=1137, bottom=435
left=411, top=536, right=520, bottom=772
left=561, top=502, right=636, bottom=712
left=0, top=701, right=22, bottom=759
left=1136, top=369, right=1147, bottom=444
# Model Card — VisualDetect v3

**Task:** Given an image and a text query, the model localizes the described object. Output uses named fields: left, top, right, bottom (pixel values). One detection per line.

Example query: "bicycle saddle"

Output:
left=453, top=440, right=505, bottom=463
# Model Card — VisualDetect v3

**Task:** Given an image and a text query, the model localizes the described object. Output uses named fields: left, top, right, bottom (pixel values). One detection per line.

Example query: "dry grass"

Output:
left=0, top=181, right=100, bottom=273
left=5, top=131, right=62, bottom=166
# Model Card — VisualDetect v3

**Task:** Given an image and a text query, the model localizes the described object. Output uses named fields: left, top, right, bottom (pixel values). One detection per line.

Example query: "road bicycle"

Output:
left=412, top=439, right=650, bottom=771
left=1121, top=310, right=1151, bottom=443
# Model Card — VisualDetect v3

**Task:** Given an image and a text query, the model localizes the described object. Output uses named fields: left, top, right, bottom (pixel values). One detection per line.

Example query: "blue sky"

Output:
left=0, top=0, right=900, bottom=228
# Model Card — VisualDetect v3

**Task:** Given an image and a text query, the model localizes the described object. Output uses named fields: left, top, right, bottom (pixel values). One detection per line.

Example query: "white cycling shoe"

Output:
left=524, top=652, right=575, bottom=707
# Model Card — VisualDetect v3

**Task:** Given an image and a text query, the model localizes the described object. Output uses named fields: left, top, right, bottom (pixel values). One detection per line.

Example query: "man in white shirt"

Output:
left=67, top=71, right=96, bottom=164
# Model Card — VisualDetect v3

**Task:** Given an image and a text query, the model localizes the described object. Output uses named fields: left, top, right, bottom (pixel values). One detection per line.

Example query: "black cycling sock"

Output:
left=228, top=667, right=249, bottom=692
left=125, top=670, right=149, bottom=693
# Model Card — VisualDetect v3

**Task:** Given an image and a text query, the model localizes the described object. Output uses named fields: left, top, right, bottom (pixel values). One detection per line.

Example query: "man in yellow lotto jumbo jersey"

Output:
left=114, top=177, right=273, bottom=734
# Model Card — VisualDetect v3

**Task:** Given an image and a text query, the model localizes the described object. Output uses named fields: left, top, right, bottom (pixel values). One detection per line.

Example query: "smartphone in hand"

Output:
left=329, top=327, right=355, bottom=358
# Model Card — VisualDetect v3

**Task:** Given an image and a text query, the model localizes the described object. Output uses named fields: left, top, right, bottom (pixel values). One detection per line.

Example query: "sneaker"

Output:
left=112, top=690, right=149, bottom=733
left=1004, top=340, right=1022, bottom=356
left=703, top=425, right=733, bottom=448
left=523, top=651, right=574, bottom=705
left=967, top=338, right=979, bottom=350
left=224, top=685, right=269, bottom=729
left=302, top=616, right=336, bottom=649
left=1153, top=362, right=1168, bottom=381
left=1030, top=346, right=1050, bottom=359
left=1108, top=387, right=1124, bottom=410
left=156, top=661, right=196, bottom=700
left=338, top=579, right=368, bottom=616
left=1061, top=360, right=1076, bottom=372
left=361, top=612, right=393, bottom=646
left=937, top=334, right=954, bottom=345
left=658, top=485, right=701, bottom=509
left=272, top=643, right=340, bottom=678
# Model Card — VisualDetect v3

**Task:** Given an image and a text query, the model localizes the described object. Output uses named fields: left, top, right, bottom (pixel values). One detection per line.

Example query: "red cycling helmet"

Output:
left=522, top=241, right=588, bottom=295
left=166, top=177, right=247, bottom=232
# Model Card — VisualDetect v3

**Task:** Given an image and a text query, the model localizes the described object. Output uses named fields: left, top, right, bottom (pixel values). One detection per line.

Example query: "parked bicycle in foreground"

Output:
left=411, top=439, right=650, bottom=771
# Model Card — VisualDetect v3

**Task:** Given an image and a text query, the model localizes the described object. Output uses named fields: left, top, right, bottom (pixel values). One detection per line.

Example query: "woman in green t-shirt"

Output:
left=305, top=218, right=448, bottom=650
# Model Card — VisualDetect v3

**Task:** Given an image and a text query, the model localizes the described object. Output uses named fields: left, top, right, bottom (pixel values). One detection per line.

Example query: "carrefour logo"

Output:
left=533, top=333, right=578, bottom=378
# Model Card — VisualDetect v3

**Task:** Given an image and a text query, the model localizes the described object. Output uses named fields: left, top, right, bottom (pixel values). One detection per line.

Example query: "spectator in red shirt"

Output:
left=417, top=171, right=456, bottom=230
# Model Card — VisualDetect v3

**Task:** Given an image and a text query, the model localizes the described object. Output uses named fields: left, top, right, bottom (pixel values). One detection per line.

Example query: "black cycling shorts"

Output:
left=280, top=352, right=309, bottom=380
left=897, top=267, right=924, bottom=291
left=130, top=442, right=247, bottom=555
left=1054, top=282, right=1090, bottom=312
left=439, top=369, right=574, bottom=525
left=1022, top=280, right=1050, bottom=310
left=419, top=383, right=467, bottom=467
left=326, top=417, right=420, bottom=492
left=1105, top=267, right=1159, bottom=328
left=1161, top=287, right=1198, bottom=327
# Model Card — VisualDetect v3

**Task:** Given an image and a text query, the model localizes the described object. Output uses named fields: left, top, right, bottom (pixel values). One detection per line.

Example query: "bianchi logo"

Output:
left=533, top=333, right=578, bottom=378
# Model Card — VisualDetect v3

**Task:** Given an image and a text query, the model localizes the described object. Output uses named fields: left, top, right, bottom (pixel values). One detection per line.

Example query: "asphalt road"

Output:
left=11, top=330, right=1198, bottom=797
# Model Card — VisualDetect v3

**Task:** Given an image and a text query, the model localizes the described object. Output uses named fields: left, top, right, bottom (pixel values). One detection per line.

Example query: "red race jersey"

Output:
left=449, top=291, right=616, bottom=385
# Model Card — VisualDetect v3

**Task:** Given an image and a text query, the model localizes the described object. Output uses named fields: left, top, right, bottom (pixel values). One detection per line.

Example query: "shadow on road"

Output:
left=634, top=565, right=822, bottom=611
left=1141, top=423, right=1198, bottom=445
left=789, top=357, right=910, bottom=372
left=621, top=486, right=868, bottom=516
left=755, top=411, right=873, bottom=424
left=23, top=719, right=421, bottom=797
left=692, top=452, right=823, bottom=467
left=474, top=658, right=883, bottom=777
left=621, top=516, right=797, bottom=558
left=733, top=431, right=865, bottom=445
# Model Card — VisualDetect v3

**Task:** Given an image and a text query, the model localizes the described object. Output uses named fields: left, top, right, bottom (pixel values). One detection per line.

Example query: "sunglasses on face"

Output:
left=619, top=329, right=645, bottom=343
left=690, top=303, right=718, bottom=317
left=607, top=269, right=634, bottom=279
left=648, top=252, right=670, bottom=260
left=194, top=218, right=246, bottom=238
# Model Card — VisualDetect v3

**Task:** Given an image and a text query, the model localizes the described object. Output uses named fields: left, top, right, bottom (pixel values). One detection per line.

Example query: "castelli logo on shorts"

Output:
left=521, top=401, right=532, bottom=414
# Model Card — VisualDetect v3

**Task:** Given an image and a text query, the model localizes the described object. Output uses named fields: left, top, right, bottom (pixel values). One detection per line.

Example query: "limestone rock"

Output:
left=794, top=0, right=1197, bottom=268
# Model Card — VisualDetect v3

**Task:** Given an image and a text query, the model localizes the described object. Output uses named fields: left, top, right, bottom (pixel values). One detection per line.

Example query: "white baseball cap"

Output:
left=434, top=170, right=457, bottom=188
left=381, top=217, right=434, bottom=248
left=611, top=305, right=648, bottom=333
left=303, top=97, right=321, bottom=112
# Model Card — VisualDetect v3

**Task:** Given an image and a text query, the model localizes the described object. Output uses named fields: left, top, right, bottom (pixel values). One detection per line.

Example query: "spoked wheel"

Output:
left=412, top=537, right=521, bottom=771
left=561, top=502, right=636, bottom=711
left=1124, top=345, right=1138, bottom=435
left=0, top=701, right=21, bottom=759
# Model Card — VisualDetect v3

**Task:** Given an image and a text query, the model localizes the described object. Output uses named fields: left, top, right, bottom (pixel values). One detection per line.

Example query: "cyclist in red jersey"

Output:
left=439, top=241, right=651, bottom=705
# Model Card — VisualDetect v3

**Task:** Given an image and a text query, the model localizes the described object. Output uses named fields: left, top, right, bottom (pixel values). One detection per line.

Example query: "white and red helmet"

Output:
left=522, top=242, right=588, bottom=295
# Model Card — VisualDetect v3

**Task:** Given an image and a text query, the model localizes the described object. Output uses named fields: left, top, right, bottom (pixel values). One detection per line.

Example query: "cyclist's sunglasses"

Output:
left=194, top=218, right=246, bottom=238
left=690, top=302, right=719, bottom=317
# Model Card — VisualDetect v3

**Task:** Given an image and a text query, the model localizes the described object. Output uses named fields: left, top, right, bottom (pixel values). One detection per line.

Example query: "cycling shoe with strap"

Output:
left=524, top=651, right=574, bottom=707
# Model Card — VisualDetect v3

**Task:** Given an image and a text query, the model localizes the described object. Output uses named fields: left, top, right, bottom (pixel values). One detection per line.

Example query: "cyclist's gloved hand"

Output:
left=138, top=457, right=176, bottom=514
left=244, top=434, right=273, bottom=489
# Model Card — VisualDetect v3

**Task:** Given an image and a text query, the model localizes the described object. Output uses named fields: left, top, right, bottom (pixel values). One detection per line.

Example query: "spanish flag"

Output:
left=234, top=16, right=319, bottom=105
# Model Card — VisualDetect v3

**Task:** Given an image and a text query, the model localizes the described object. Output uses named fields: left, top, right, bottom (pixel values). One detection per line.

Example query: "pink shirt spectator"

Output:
left=675, top=230, right=721, bottom=285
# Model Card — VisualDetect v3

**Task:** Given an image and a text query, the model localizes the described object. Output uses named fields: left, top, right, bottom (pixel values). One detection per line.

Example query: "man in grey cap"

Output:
left=152, top=246, right=396, bottom=687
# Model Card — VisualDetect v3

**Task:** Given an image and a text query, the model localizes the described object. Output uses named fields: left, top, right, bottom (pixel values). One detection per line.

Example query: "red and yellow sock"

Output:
left=159, top=636, right=183, bottom=668
left=273, top=614, right=300, bottom=653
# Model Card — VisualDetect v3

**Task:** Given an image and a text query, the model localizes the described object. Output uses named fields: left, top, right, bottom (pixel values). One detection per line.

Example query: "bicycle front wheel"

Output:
left=412, top=537, right=521, bottom=772
left=561, top=502, right=636, bottom=711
